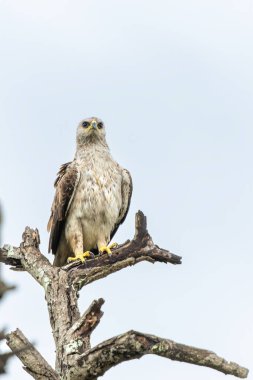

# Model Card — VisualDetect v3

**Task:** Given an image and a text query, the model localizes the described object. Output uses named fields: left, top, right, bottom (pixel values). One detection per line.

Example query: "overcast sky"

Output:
left=1, top=1, right=253, bottom=379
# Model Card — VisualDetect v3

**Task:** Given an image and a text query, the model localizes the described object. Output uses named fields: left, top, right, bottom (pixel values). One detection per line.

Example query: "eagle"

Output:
left=47, top=117, right=132, bottom=266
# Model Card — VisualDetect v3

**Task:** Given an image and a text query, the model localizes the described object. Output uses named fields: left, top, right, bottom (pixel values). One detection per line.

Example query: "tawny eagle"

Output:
left=47, top=117, right=132, bottom=266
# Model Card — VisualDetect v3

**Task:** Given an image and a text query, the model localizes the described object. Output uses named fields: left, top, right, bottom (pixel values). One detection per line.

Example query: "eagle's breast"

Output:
left=65, top=145, right=122, bottom=249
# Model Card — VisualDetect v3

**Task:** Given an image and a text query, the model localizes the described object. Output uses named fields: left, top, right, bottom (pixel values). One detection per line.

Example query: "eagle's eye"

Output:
left=98, top=122, right=103, bottom=129
left=82, top=121, right=89, bottom=128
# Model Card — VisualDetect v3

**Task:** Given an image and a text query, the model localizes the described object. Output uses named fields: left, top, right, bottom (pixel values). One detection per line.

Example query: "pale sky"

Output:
left=1, top=1, right=253, bottom=379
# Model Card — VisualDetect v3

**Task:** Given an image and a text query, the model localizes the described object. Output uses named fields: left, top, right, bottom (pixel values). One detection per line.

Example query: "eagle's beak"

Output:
left=91, top=120, right=97, bottom=129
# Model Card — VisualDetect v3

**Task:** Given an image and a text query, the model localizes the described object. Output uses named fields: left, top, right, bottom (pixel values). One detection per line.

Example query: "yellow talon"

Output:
left=67, top=251, right=92, bottom=263
left=108, top=242, right=118, bottom=249
left=98, top=243, right=118, bottom=255
left=99, top=246, right=112, bottom=255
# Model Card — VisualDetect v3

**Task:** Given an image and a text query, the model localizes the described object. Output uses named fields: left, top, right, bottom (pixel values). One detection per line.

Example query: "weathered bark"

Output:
left=0, top=211, right=249, bottom=379
left=77, top=330, right=248, bottom=380
left=6, top=329, right=59, bottom=380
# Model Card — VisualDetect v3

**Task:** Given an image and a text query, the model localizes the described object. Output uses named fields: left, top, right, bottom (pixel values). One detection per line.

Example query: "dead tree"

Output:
left=0, top=211, right=249, bottom=379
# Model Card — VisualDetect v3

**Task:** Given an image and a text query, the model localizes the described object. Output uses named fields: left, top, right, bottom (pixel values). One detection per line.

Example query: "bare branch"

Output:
left=77, top=330, right=249, bottom=380
left=63, top=298, right=104, bottom=359
left=6, top=329, right=59, bottom=380
left=0, top=228, right=56, bottom=290
left=66, top=211, right=181, bottom=290
left=67, top=298, right=104, bottom=341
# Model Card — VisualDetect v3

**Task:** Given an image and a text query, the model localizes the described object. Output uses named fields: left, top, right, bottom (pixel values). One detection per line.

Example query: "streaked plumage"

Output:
left=47, top=117, right=132, bottom=266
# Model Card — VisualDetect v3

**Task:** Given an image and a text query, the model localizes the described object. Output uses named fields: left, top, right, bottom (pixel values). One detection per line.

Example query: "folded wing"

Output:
left=110, top=168, right=133, bottom=241
left=47, top=161, right=80, bottom=255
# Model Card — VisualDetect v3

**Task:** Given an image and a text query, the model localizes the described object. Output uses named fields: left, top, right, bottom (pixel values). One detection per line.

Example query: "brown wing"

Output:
left=110, top=168, right=133, bottom=241
left=47, top=161, right=80, bottom=255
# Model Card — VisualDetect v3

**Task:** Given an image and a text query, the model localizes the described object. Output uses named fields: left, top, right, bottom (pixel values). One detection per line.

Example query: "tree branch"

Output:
left=66, top=211, right=181, bottom=290
left=63, top=298, right=104, bottom=358
left=6, top=329, right=59, bottom=380
left=0, top=228, right=56, bottom=290
left=66, top=298, right=104, bottom=342
left=76, top=330, right=249, bottom=380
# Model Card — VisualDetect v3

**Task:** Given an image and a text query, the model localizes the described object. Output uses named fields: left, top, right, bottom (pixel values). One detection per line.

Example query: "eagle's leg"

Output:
left=67, top=228, right=94, bottom=263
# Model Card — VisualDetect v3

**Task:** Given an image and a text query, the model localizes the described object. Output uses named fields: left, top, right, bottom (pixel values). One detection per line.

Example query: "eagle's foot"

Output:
left=98, top=243, right=118, bottom=256
left=108, top=242, right=118, bottom=249
left=67, top=251, right=94, bottom=263
left=98, top=246, right=112, bottom=256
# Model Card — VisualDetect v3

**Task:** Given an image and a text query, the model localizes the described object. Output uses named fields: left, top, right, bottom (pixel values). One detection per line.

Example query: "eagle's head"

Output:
left=76, top=117, right=107, bottom=147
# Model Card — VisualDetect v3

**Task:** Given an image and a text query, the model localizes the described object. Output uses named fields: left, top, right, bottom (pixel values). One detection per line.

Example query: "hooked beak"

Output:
left=91, top=120, right=97, bottom=129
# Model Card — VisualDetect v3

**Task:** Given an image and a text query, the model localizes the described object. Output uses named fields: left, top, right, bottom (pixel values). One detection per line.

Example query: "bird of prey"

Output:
left=47, top=117, right=132, bottom=266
